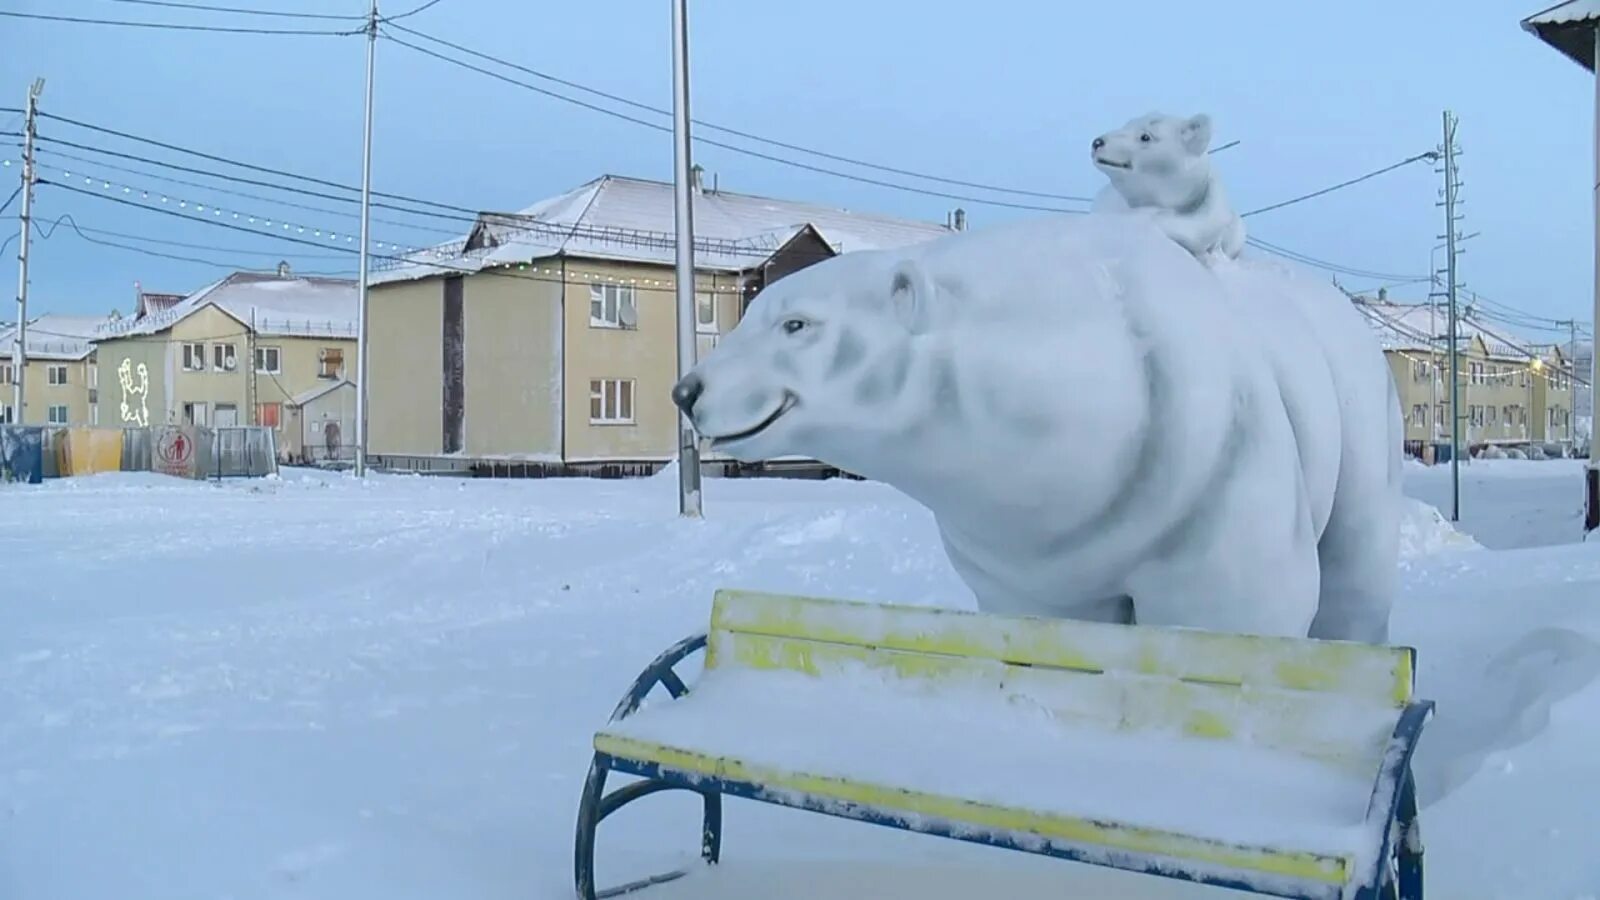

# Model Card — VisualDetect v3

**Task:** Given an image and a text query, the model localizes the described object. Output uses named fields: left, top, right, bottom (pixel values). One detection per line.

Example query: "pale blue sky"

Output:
left=1, top=0, right=1595, bottom=338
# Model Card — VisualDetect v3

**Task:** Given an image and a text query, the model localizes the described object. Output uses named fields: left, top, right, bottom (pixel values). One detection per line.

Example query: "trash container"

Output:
left=0, top=426, right=45, bottom=484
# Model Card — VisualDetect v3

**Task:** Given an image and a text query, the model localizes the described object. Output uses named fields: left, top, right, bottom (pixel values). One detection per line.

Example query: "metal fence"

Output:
left=0, top=424, right=278, bottom=482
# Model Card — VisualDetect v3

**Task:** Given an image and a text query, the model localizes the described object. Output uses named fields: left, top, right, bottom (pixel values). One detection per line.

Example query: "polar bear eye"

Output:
left=781, top=317, right=807, bottom=335
left=1139, top=132, right=1152, bottom=143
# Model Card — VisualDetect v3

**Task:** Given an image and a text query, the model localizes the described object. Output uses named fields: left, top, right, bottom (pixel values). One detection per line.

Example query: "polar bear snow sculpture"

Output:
left=1091, top=111, right=1246, bottom=263
left=671, top=214, right=1403, bottom=643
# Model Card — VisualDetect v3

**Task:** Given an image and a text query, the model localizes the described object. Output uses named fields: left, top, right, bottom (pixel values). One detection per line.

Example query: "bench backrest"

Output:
left=703, top=589, right=1415, bottom=773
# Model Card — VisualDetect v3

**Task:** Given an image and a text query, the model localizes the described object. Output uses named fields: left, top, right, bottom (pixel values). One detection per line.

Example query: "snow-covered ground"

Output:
left=2, top=460, right=1598, bottom=900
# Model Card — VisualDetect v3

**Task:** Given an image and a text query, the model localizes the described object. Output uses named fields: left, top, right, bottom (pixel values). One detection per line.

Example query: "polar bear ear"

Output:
left=889, top=260, right=934, bottom=334
left=1180, top=113, right=1212, bottom=156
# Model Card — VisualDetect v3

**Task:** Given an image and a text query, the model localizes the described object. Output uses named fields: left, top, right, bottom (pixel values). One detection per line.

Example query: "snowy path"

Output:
left=2, top=465, right=1598, bottom=899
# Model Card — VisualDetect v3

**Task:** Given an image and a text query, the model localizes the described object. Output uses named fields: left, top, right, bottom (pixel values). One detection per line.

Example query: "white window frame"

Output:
left=47, top=364, right=68, bottom=386
left=212, top=342, right=237, bottom=373
left=254, top=345, right=282, bottom=375
left=695, top=291, right=718, bottom=333
left=46, top=404, right=68, bottom=425
left=88, top=362, right=98, bottom=390
left=0, top=362, right=11, bottom=384
left=0, top=404, right=12, bottom=424
left=589, top=284, right=638, bottom=329
left=183, top=401, right=208, bottom=426
left=182, top=341, right=206, bottom=371
left=318, top=347, right=344, bottom=379
left=589, top=377, right=635, bottom=424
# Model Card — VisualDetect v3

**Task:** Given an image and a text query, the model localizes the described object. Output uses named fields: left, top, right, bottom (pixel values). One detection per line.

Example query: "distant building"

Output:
left=90, top=269, right=357, bottom=457
left=365, top=172, right=959, bottom=475
left=1358, top=297, right=1577, bottom=456
left=0, top=312, right=122, bottom=426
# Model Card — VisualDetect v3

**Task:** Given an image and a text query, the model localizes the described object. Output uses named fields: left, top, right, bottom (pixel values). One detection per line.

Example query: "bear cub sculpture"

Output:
left=1091, top=112, right=1246, bottom=264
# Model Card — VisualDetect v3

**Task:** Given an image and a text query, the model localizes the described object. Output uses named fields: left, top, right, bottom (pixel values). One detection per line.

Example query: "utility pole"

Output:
left=12, top=78, right=42, bottom=425
left=1557, top=318, right=1578, bottom=449
left=1438, top=110, right=1465, bottom=521
left=352, top=0, right=377, bottom=477
left=670, top=0, right=703, bottom=518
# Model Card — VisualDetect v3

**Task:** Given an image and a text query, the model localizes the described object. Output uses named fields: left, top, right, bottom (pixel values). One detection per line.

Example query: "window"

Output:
left=212, top=342, right=237, bottom=372
left=1468, top=361, right=1484, bottom=385
left=0, top=404, right=11, bottom=424
left=47, top=404, right=68, bottom=425
left=1410, top=404, right=1426, bottom=428
left=88, top=363, right=98, bottom=390
left=183, top=401, right=208, bottom=426
left=589, top=284, right=637, bottom=329
left=1435, top=404, right=1445, bottom=428
left=254, top=346, right=281, bottom=374
left=1486, top=406, right=1497, bottom=426
left=0, top=363, right=11, bottom=384
left=256, top=402, right=281, bottom=429
left=696, top=291, right=717, bottom=332
left=589, top=378, right=635, bottom=423
left=46, top=364, right=68, bottom=385
left=182, top=342, right=205, bottom=371
left=318, top=347, right=343, bottom=379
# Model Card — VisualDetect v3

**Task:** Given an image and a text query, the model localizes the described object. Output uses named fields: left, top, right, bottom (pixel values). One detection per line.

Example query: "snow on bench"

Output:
left=574, top=589, right=1433, bottom=900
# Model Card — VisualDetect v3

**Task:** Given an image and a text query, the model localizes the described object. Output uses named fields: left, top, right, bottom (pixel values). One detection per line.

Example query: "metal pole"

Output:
left=1443, top=110, right=1462, bottom=521
left=1589, top=26, right=1600, bottom=535
left=671, top=0, right=703, bottom=518
left=12, top=79, right=42, bottom=425
left=353, top=0, right=377, bottom=477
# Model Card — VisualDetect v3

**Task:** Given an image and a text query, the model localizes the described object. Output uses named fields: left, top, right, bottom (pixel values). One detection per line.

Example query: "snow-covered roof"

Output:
left=1357, top=299, right=1549, bottom=361
left=0, top=313, right=121, bottom=361
left=94, top=271, right=358, bottom=342
left=1522, top=1, right=1600, bottom=70
left=371, top=174, right=956, bottom=286
left=291, top=377, right=354, bottom=407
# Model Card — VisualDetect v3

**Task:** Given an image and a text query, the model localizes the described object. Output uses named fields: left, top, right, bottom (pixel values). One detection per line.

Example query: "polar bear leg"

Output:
left=1123, top=457, right=1322, bottom=638
left=1307, top=381, right=1403, bottom=644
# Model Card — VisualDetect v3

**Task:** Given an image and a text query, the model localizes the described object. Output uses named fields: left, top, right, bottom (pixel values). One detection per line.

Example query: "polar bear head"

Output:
left=670, top=248, right=945, bottom=469
left=1090, top=112, right=1214, bottom=210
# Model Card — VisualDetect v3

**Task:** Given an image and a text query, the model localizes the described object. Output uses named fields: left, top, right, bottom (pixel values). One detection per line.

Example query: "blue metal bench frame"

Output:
left=573, top=630, right=1432, bottom=900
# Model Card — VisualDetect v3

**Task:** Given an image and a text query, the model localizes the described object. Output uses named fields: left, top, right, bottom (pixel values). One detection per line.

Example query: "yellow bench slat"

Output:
left=594, top=732, right=1351, bottom=887
left=710, top=589, right=1413, bottom=706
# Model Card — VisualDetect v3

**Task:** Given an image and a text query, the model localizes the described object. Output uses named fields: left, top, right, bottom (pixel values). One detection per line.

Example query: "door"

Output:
left=214, top=403, right=238, bottom=428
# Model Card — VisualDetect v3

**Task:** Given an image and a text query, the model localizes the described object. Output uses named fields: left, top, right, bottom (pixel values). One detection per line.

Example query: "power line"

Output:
left=29, top=212, right=356, bottom=275
left=0, top=185, right=20, bottom=216
left=99, top=0, right=363, bottom=19
left=29, top=146, right=463, bottom=237
left=38, top=112, right=480, bottom=215
left=380, top=0, right=447, bottom=22
left=381, top=30, right=1088, bottom=214
left=0, top=9, right=359, bottom=35
left=34, top=133, right=477, bottom=225
left=1246, top=235, right=1427, bottom=282
left=384, top=21, right=1092, bottom=204
left=1239, top=152, right=1439, bottom=218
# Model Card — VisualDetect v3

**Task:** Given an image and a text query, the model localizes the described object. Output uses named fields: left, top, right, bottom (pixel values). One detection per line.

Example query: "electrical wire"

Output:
left=31, top=146, right=463, bottom=237
left=381, top=31, right=1089, bottom=214
left=381, top=0, right=447, bottom=22
left=99, top=0, right=363, bottom=19
left=29, top=212, right=356, bottom=275
left=0, top=185, right=20, bottom=216
left=0, top=9, right=360, bottom=34
left=38, top=112, right=480, bottom=215
left=383, top=20, right=1092, bottom=204
left=1239, top=153, right=1438, bottom=218
left=1246, top=236, right=1427, bottom=282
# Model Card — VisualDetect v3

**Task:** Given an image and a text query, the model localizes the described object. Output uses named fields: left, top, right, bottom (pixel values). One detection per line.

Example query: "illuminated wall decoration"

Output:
left=118, top=357, right=150, bottom=427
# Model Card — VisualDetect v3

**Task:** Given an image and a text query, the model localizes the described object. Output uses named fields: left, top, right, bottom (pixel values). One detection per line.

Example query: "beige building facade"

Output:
left=90, top=270, right=357, bottom=457
left=0, top=313, right=118, bottom=427
left=366, top=174, right=955, bottom=475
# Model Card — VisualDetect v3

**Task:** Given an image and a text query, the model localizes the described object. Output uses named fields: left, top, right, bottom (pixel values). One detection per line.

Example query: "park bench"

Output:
left=574, top=588, right=1432, bottom=899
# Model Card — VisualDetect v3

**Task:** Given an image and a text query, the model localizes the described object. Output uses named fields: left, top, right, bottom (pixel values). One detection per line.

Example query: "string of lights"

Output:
left=28, top=212, right=356, bottom=276
left=1354, top=302, right=1588, bottom=389
left=40, top=179, right=759, bottom=295
left=32, top=212, right=350, bottom=259
left=28, top=146, right=464, bottom=238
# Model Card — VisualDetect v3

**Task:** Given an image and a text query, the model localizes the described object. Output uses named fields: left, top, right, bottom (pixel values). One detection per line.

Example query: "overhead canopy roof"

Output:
left=1522, top=1, right=1600, bottom=70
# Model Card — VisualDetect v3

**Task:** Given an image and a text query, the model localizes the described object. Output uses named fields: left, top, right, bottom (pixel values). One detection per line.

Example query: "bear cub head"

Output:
left=1091, top=112, right=1215, bottom=210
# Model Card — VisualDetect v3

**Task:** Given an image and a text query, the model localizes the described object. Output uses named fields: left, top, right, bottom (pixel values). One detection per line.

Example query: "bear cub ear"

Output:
left=890, top=260, right=935, bottom=335
left=1179, top=113, right=1213, bottom=156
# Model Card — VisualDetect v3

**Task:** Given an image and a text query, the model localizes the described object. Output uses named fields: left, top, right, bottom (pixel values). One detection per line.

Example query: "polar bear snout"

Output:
left=671, top=373, right=704, bottom=417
